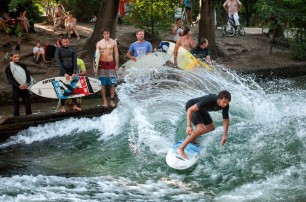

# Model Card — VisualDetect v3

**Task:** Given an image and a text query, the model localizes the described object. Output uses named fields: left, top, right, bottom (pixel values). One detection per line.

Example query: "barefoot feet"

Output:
left=110, top=98, right=117, bottom=108
left=73, top=105, right=81, bottom=111
left=176, top=148, right=188, bottom=159
left=61, top=106, right=66, bottom=112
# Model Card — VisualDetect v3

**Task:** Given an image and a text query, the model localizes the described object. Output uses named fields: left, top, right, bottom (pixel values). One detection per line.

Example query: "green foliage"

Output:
left=291, top=42, right=306, bottom=60
left=256, top=0, right=306, bottom=58
left=128, top=0, right=180, bottom=39
left=61, top=0, right=101, bottom=22
left=8, top=0, right=43, bottom=26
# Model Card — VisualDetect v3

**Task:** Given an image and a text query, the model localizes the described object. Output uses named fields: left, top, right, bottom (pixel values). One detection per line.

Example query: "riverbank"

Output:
left=0, top=23, right=305, bottom=106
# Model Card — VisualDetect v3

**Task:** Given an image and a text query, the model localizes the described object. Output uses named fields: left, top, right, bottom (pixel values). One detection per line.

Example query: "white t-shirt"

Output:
left=33, top=46, right=45, bottom=54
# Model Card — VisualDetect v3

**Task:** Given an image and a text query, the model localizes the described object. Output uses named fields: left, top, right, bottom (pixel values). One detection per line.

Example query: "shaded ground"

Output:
left=0, top=22, right=305, bottom=100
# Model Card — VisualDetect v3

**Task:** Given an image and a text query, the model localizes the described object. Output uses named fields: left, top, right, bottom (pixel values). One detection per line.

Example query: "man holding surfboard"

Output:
left=94, top=28, right=119, bottom=108
left=173, top=27, right=195, bottom=66
left=54, top=34, right=77, bottom=112
left=177, top=90, right=231, bottom=159
left=5, top=51, right=32, bottom=116
left=127, top=29, right=153, bottom=62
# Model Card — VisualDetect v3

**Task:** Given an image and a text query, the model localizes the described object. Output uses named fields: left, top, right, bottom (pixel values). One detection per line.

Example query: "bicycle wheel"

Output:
left=222, top=25, right=235, bottom=37
left=238, top=25, right=245, bottom=36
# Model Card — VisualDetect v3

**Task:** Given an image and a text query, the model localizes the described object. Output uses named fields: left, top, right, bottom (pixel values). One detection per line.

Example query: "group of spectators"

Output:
left=0, top=3, right=30, bottom=50
left=5, top=33, right=87, bottom=116
left=0, top=4, right=80, bottom=53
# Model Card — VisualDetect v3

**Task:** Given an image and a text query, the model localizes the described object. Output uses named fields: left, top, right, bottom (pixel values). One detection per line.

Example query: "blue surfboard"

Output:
left=166, top=140, right=202, bottom=170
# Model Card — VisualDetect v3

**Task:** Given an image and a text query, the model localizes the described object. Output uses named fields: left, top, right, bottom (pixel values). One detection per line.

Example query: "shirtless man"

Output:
left=223, top=0, right=242, bottom=30
left=94, top=28, right=119, bottom=108
left=173, top=26, right=195, bottom=66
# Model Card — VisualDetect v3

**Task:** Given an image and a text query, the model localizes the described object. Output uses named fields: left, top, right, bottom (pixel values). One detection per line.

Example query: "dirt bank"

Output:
left=0, top=22, right=305, bottom=105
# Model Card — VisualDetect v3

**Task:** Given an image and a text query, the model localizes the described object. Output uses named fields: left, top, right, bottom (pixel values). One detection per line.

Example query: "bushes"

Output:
left=291, top=42, right=306, bottom=60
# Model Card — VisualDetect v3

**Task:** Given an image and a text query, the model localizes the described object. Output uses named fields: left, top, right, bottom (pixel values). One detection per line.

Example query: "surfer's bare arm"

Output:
left=221, top=119, right=229, bottom=145
left=127, top=51, right=136, bottom=62
left=174, top=39, right=181, bottom=65
left=114, top=40, right=119, bottom=71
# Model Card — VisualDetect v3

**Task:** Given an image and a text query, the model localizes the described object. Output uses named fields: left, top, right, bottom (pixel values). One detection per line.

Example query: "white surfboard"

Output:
left=93, top=49, right=101, bottom=74
left=117, top=52, right=173, bottom=80
left=166, top=140, right=202, bottom=170
left=159, top=41, right=214, bottom=71
left=10, top=62, right=36, bottom=88
left=30, top=76, right=101, bottom=99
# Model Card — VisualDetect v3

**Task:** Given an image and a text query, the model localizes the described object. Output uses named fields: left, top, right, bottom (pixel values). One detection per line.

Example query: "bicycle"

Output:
left=181, top=7, right=187, bottom=26
left=222, top=15, right=245, bottom=37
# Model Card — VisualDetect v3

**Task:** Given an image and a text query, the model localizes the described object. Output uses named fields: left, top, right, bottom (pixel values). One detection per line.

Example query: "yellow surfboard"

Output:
left=159, top=41, right=213, bottom=71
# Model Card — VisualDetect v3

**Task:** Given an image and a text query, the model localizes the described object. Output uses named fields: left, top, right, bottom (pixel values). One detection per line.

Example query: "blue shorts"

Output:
left=99, top=76, right=117, bottom=86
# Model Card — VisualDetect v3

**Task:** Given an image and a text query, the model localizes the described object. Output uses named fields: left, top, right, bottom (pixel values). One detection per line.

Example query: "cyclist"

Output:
left=223, top=0, right=242, bottom=30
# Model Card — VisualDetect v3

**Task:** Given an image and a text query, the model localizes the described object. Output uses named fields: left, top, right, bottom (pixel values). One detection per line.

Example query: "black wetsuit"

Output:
left=55, top=46, right=77, bottom=76
left=5, top=63, right=32, bottom=116
left=185, top=94, right=229, bottom=125
left=191, top=46, right=211, bottom=60
left=54, top=45, right=77, bottom=106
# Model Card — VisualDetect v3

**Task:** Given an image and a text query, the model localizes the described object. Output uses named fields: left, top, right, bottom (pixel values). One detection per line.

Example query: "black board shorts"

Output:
left=191, top=110, right=213, bottom=126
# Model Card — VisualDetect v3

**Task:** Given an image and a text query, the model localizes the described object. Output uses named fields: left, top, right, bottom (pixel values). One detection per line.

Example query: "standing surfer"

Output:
left=177, top=90, right=231, bottom=159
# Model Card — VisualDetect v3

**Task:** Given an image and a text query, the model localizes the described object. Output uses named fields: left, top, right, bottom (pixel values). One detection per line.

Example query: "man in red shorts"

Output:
left=94, top=28, right=119, bottom=107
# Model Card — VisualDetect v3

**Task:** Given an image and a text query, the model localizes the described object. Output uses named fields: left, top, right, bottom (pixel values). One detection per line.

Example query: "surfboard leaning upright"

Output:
left=93, top=49, right=101, bottom=75
left=9, top=62, right=36, bottom=88
left=166, top=140, right=202, bottom=170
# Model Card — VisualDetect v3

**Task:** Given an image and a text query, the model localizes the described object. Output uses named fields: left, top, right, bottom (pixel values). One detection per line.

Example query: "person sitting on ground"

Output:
left=16, top=4, right=30, bottom=34
left=190, top=38, right=211, bottom=63
left=0, top=16, right=8, bottom=30
left=66, top=58, right=87, bottom=111
left=56, top=33, right=64, bottom=47
left=65, top=11, right=80, bottom=40
left=172, top=18, right=183, bottom=43
left=33, top=41, right=47, bottom=64
left=54, top=4, right=66, bottom=29
left=173, top=26, right=195, bottom=65
left=127, top=29, right=153, bottom=62
left=177, top=90, right=231, bottom=159
left=1, top=8, right=23, bottom=50
left=44, top=34, right=65, bottom=63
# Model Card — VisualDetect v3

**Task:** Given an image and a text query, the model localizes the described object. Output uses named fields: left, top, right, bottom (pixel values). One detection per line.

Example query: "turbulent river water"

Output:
left=0, top=64, right=305, bottom=201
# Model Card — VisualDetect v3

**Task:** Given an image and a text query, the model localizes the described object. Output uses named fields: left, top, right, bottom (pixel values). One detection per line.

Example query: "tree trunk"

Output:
left=79, top=0, right=120, bottom=59
left=198, top=0, right=217, bottom=58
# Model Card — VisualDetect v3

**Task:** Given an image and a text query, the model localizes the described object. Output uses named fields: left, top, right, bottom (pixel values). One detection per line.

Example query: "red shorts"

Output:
left=99, top=61, right=115, bottom=70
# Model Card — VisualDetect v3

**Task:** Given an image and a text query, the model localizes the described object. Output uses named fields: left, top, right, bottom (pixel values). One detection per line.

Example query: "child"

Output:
left=33, top=41, right=47, bottom=63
